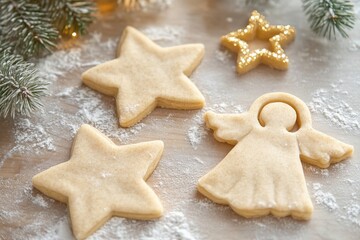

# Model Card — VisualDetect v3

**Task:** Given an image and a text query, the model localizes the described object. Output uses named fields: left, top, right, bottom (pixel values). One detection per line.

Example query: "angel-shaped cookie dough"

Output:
left=198, top=92, right=353, bottom=220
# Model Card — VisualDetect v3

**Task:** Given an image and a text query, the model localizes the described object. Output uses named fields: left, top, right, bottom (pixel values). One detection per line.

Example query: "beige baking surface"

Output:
left=0, top=1, right=359, bottom=239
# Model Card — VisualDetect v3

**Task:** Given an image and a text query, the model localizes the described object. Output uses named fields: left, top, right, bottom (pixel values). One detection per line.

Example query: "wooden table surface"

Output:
left=1, top=1, right=360, bottom=239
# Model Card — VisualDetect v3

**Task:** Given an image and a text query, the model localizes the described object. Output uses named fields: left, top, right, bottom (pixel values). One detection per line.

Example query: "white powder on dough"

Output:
left=309, top=79, right=360, bottom=132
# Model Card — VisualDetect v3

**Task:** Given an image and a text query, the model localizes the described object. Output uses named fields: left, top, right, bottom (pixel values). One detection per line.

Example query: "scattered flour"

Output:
left=89, top=211, right=197, bottom=240
left=342, top=203, right=360, bottom=226
left=193, top=157, right=204, bottom=165
left=0, top=210, right=20, bottom=220
left=30, top=195, right=51, bottom=208
left=37, top=32, right=116, bottom=82
left=0, top=32, right=153, bottom=238
left=186, top=109, right=207, bottom=150
left=141, top=26, right=183, bottom=42
left=3, top=32, right=146, bottom=161
left=304, top=165, right=329, bottom=177
left=12, top=118, right=56, bottom=155
left=192, top=198, right=228, bottom=212
left=215, top=49, right=232, bottom=63
left=187, top=125, right=207, bottom=150
left=10, top=215, right=72, bottom=240
left=313, top=183, right=339, bottom=211
left=138, top=0, right=173, bottom=11
left=55, top=87, right=73, bottom=97
left=348, top=40, right=360, bottom=52
left=1, top=5, right=360, bottom=239
left=309, top=80, right=360, bottom=132
left=0, top=25, right=208, bottom=239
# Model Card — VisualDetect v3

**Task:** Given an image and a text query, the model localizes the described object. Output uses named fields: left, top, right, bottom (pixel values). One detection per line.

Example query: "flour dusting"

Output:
left=13, top=118, right=56, bottom=154
left=342, top=203, right=360, bottom=226
left=1, top=3, right=360, bottom=239
left=215, top=49, right=232, bottom=63
left=348, top=40, right=360, bottom=52
left=141, top=25, right=183, bottom=42
left=0, top=32, right=151, bottom=238
left=309, top=80, right=360, bottom=132
left=313, top=183, right=339, bottom=211
left=89, top=211, right=197, bottom=240
left=138, top=0, right=173, bottom=11
left=187, top=124, right=207, bottom=150
left=30, top=194, right=51, bottom=208
left=304, top=165, right=329, bottom=177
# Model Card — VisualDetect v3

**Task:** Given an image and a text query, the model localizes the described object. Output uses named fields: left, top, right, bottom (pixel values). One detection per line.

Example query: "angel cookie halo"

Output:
left=32, top=124, right=164, bottom=240
left=221, top=11, right=296, bottom=74
left=82, top=26, right=205, bottom=127
left=198, top=92, right=353, bottom=220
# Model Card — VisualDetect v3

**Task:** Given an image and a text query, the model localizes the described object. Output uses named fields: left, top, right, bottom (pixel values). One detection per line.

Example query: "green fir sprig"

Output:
left=303, top=0, right=356, bottom=39
left=246, top=0, right=356, bottom=40
left=0, top=51, right=47, bottom=118
left=0, top=0, right=59, bottom=58
left=0, top=0, right=95, bottom=119
left=40, top=0, right=96, bottom=37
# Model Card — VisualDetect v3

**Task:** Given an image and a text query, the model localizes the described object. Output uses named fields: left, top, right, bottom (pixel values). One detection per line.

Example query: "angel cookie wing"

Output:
left=297, top=128, right=353, bottom=168
left=205, top=111, right=254, bottom=145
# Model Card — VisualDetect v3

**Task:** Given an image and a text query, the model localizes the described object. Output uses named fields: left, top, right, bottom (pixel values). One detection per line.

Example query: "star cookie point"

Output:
left=32, top=124, right=164, bottom=239
left=221, top=11, right=296, bottom=74
left=82, top=26, right=205, bottom=127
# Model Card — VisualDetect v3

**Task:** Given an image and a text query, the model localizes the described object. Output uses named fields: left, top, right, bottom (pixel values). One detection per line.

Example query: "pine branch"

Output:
left=303, top=0, right=355, bottom=39
left=40, top=0, right=96, bottom=37
left=0, top=0, right=95, bottom=118
left=0, top=50, right=47, bottom=118
left=0, top=0, right=59, bottom=58
left=246, top=0, right=355, bottom=40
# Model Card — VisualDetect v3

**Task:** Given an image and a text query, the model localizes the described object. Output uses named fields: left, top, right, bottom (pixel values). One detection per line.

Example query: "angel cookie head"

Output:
left=198, top=92, right=353, bottom=220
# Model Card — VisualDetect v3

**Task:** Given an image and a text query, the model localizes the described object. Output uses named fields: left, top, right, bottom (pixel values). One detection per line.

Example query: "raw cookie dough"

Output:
left=82, top=26, right=205, bottom=127
left=198, top=92, right=353, bottom=220
left=221, top=10, right=296, bottom=74
left=32, top=124, right=164, bottom=240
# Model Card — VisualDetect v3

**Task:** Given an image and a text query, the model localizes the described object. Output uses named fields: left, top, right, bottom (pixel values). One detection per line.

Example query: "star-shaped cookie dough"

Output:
left=82, top=26, right=205, bottom=127
left=32, top=124, right=164, bottom=240
left=221, top=10, right=296, bottom=74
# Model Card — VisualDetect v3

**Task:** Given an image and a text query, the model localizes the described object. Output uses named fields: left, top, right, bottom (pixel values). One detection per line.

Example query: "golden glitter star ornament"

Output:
left=82, top=26, right=205, bottom=127
left=32, top=124, right=164, bottom=240
left=221, top=10, right=296, bottom=74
